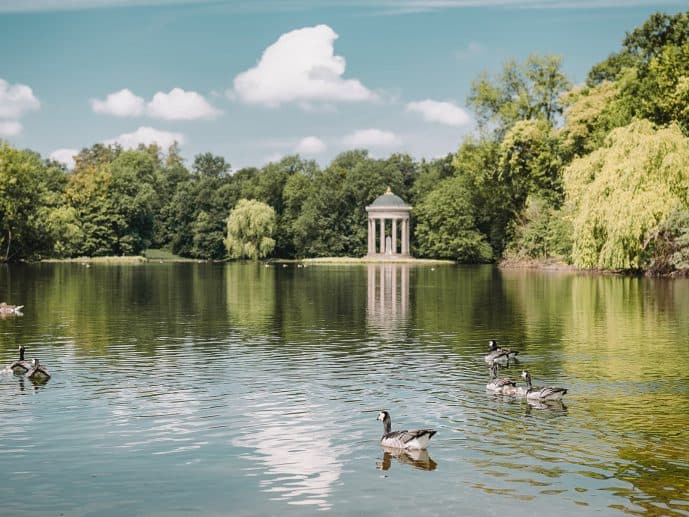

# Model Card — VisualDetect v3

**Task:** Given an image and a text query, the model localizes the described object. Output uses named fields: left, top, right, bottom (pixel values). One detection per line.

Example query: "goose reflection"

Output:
left=525, top=399, right=568, bottom=415
left=377, top=447, right=438, bottom=472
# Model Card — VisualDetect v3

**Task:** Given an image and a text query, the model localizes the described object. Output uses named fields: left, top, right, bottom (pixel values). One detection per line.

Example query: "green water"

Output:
left=1, top=263, right=688, bottom=516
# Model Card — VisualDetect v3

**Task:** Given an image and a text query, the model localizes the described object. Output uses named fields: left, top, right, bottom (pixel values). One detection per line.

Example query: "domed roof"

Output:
left=368, top=187, right=410, bottom=209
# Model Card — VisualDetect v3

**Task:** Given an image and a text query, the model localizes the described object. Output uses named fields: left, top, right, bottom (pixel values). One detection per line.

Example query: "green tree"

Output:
left=414, top=175, right=493, bottom=262
left=499, top=118, right=564, bottom=208
left=637, top=42, right=689, bottom=132
left=0, top=144, right=57, bottom=261
left=468, top=54, right=571, bottom=137
left=587, top=10, right=689, bottom=85
left=166, top=152, right=234, bottom=259
left=505, top=197, right=573, bottom=261
left=560, top=77, right=634, bottom=157
left=564, top=119, right=689, bottom=270
left=225, top=199, right=276, bottom=260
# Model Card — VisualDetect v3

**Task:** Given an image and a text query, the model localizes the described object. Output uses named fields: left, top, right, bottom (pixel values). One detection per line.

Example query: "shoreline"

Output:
left=300, top=257, right=455, bottom=265
left=498, top=256, right=689, bottom=278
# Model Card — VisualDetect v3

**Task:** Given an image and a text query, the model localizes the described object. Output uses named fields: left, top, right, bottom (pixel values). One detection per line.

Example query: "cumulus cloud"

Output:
left=295, top=136, right=326, bottom=155
left=0, top=120, right=23, bottom=137
left=92, top=87, right=220, bottom=120
left=0, top=79, right=40, bottom=120
left=105, top=126, right=185, bottom=149
left=146, top=88, right=221, bottom=120
left=342, top=128, right=400, bottom=149
left=90, top=88, right=145, bottom=117
left=232, top=24, right=376, bottom=108
left=406, top=99, right=471, bottom=126
left=50, top=148, right=79, bottom=169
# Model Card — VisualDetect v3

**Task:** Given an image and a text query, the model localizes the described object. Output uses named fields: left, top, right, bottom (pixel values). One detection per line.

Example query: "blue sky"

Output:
left=0, top=0, right=686, bottom=169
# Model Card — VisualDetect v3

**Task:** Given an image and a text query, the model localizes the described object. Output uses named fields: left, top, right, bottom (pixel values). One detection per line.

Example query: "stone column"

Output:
left=379, top=218, right=385, bottom=255
left=371, top=219, right=375, bottom=254
left=392, top=218, right=397, bottom=255
left=400, top=219, right=407, bottom=255
left=367, top=218, right=373, bottom=255
left=404, top=217, right=410, bottom=255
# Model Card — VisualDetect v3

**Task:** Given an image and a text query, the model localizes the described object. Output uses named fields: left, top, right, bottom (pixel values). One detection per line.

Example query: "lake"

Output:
left=1, top=262, right=688, bottom=516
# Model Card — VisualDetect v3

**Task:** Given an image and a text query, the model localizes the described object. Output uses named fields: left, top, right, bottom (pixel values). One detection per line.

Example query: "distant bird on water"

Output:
left=486, top=362, right=518, bottom=396
left=484, top=339, right=519, bottom=364
left=8, top=345, right=31, bottom=374
left=376, top=410, right=436, bottom=450
left=0, top=302, right=24, bottom=315
left=26, top=358, right=51, bottom=383
left=519, top=370, right=567, bottom=402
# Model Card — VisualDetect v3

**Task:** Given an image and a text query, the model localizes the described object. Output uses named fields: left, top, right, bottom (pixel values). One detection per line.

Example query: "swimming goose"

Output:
left=519, top=370, right=567, bottom=402
left=486, top=362, right=518, bottom=396
left=0, top=302, right=24, bottom=315
left=484, top=339, right=519, bottom=364
left=26, top=358, right=51, bottom=382
left=8, top=345, right=31, bottom=374
left=376, top=410, right=436, bottom=450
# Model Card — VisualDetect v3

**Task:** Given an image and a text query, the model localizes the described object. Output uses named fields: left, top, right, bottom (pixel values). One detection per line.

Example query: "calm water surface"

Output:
left=1, top=263, right=688, bottom=516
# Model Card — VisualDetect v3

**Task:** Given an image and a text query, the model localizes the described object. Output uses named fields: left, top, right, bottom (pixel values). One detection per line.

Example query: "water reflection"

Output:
left=377, top=447, right=438, bottom=472
left=1, top=264, right=689, bottom=515
left=525, top=399, right=568, bottom=414
left=366, top=264, right=409, bottom=335
left=233, top=401, right=345, bottom=510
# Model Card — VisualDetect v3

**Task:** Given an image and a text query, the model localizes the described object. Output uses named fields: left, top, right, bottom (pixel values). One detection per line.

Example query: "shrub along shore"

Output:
left=3, top=10, right=689, bottom=277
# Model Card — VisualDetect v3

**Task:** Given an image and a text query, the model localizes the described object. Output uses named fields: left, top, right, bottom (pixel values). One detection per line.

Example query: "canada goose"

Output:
left=0, top=302, right=24, bottom=315
left=484, top=339, right=519, bottom=364
left=26, top=358, right=51, bottom=383
left=8, top=345, right=31, bottom=374
left=486, top=362, right=518, bottom=396
left=376, top=410, right=436, bottom=450
left=519, top=370, right=567, bottom=402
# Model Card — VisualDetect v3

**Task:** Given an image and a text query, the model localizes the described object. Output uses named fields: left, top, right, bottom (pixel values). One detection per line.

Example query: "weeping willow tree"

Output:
left=564, top=119, right=689, bottom=270
left=224, top=199, right=276, bottom=260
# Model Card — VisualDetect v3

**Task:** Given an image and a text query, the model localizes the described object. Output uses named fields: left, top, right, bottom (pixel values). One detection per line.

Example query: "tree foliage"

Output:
left=0, top=144, right=59, bottom=261
left=468, top=54, right=570, bottom=137
left=564, top=120, right=689, bottom=270
left=587, top=11, right=689, bottom=85
left=414, top=175, right=492, bottom=262
left=225, top=199, right=276, bottom=260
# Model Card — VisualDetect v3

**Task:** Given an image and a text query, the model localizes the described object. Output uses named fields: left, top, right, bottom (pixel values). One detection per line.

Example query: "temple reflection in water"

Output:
left=366, top=264, right=410, bottom=333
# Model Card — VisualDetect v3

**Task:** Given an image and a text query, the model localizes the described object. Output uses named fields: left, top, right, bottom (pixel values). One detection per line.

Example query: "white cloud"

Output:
left=90, top=88, right=145, bottom=117
left=92, top=87, right=220, bottom=120
left=0, top=79, right=40, bottom=119
left=50, top=148, right=79, bottom=169
left=295, top=136, right=326, bottom=155
left=232, top=24, right=376, bottom=108
left=0, top=120, right=23, bottom=137
left=406, top=99, right=471, bottom=126
left=105, top=126, right=185, bottom=149
left=342, top=128, right=400, bottom=149
left=146, top=88, right=221, bottom=120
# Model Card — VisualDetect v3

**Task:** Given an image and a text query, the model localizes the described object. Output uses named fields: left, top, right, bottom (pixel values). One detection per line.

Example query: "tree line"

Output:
left=1, top=9, right=689, bottom=274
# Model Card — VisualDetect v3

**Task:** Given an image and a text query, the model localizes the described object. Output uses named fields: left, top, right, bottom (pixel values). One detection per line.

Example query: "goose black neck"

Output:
left=383, top=415, right=391, bottom=435
left=19, top=348, right=25, bottom=361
